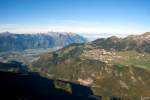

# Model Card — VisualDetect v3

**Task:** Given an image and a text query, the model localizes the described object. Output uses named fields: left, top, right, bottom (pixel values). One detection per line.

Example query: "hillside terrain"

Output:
left=0, top=61, right=101, bottom=100
left=32, top=32, right=150, bottom=99
left=93, top=32, right=150, bottom=53
left=0, top=31, right=87, bottom=52
left=0, top=32, right=150, bottom=99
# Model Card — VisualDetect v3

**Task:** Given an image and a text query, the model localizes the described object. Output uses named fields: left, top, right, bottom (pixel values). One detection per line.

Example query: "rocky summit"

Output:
left=0, top=31, right=87, bottom=52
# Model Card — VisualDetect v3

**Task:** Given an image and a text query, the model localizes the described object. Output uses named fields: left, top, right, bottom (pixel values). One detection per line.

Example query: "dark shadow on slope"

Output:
left=0, top=60, right=29, bottom=73
left=0, top=71, right=100, bottom=100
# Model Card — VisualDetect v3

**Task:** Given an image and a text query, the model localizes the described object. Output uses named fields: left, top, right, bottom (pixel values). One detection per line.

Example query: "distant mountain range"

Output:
left=92, top=32, right=150, bottom=53
left=0, top=32, right=87, bottom=52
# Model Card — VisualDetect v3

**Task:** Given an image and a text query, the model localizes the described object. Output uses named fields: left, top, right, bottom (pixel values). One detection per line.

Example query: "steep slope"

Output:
left=92, top=32, right=150, bottom=53
left=0, top=32, right=87, bottom=52
left=0, top=60, right=29, bottom=73
left=32, top=43, right=150, bottom=99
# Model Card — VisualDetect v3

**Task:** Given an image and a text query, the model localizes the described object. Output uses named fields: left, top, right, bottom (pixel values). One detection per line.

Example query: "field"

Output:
left=110, top=51, right=150, bottom=70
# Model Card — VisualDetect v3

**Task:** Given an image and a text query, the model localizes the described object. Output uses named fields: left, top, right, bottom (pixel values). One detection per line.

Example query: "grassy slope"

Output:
left=110, top=51, right=150, bottom=70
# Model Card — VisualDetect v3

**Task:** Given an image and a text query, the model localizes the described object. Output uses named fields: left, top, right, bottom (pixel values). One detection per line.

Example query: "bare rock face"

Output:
left=0, top=32, right=87, bottom=52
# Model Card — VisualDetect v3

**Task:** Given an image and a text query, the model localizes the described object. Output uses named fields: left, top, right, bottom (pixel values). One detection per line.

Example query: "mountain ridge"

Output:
left=0, top=31, right=87, bottom=52
left=92, top=32, right=150, bottom=53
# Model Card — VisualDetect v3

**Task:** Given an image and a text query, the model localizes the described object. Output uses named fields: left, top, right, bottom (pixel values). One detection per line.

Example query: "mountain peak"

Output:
left=0, top=31, right=11, bottom=34
left=0, top=32, right=87, bottom=52
left=108, top=36, right=121, bottom=42
left=92, top=32, right=150, bottom=52
left=142, top=32, right=150, bottom=36
left=0, top=31, right=13, bottom=37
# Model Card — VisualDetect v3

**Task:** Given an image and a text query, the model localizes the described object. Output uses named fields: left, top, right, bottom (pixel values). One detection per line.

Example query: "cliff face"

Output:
left=0, top=32, right=87, bottom=52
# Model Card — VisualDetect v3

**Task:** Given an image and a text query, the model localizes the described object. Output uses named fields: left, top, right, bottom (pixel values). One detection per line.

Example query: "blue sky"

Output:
left=0, top=0, right=150, bottom=39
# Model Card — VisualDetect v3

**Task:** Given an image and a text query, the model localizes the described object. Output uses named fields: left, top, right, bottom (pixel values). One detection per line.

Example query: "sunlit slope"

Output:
left=32, top=42, right=150, bottom=99
left=92, top=32, right=150, bottom=53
